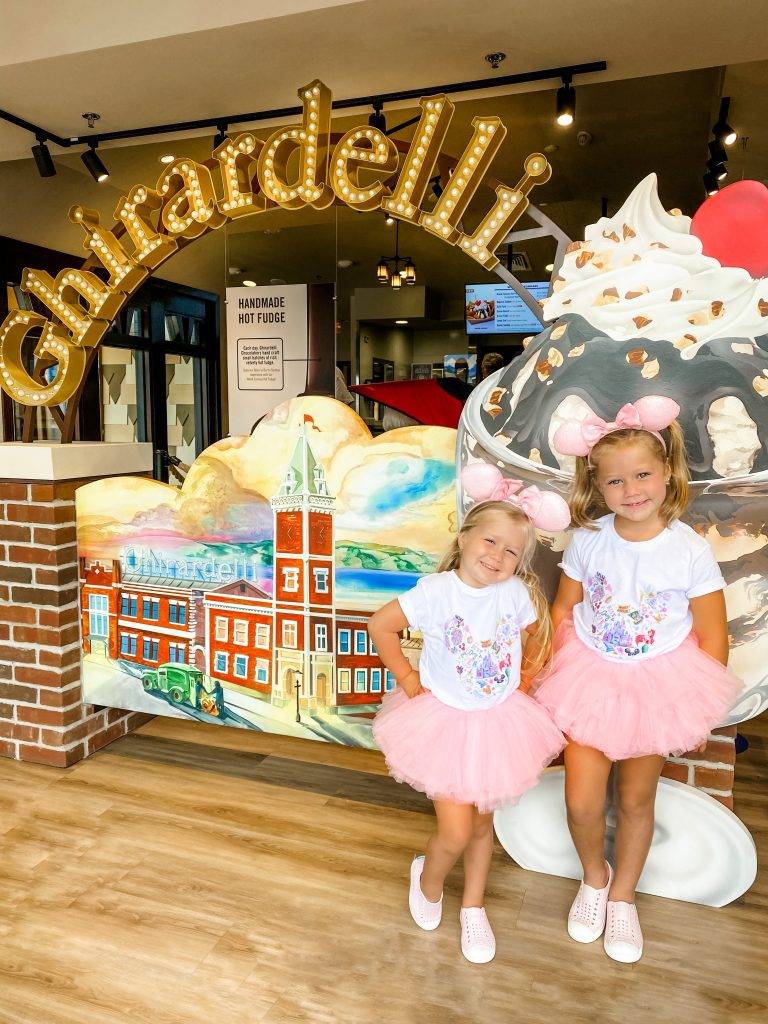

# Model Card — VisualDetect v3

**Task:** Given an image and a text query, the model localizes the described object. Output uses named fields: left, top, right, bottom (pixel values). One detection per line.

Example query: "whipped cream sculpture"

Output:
left=477, top=174, right=768, bottom=480
left=460, top=173, right=768, bottom=725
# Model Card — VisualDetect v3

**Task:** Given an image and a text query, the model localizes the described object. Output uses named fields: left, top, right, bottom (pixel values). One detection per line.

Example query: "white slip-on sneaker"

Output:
left=460, top=907, right=496, bottom=964
left=567, top=861, right=613, bottom=943
left=408, top=855, right=442, bottom=931
left=604, top=900, right=643, bottom=964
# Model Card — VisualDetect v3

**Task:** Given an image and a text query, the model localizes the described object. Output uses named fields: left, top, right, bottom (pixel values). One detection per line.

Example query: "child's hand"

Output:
left=399, top=669, right=425, bottom=699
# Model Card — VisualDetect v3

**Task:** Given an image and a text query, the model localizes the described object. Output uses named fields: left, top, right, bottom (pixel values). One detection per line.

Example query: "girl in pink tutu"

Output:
left=370, top=465, right=568, bottom=964
left=534, top=396, right=742, bottom=964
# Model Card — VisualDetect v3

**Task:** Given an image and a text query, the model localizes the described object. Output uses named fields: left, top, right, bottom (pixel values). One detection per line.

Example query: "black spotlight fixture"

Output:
left=713, top=96, right=737, bottom=147
left=706, top=156, right=727, bottom=181
left=703, top=170, right=720, bottom=197
left=213, top=122, right=228, bottom=149
left=31, top=136, right=56, bottom=178
left=81, top=143, right=109, bottom=183
left=556, top=74, right=575, bottom=126
left=368, top=101, right=386, bottom=133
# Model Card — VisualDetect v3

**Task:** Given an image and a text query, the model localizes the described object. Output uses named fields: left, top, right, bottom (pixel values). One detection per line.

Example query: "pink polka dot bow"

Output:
left=461, top=463, right=571, bottom=532
left=552, top=396, right=681, bottom=458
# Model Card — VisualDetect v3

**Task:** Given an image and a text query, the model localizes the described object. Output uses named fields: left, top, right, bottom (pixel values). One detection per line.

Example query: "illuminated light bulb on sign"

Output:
left=68, top=205, right=148, bottom=292
left=381, top=95, right=454, bottom=225
left=257, top=79, right=334, bottom=210
left=0, top=310, right=87, bottom=405
left=116, top=185, right=178, bottom=269
left=21, top=268, right=122, bottom=348
left=157, top=159, right=226, bottom=237
left=330, top=128, right=398, bottom=210
left=421, top=115, right=505, bottom=244
left=214, top=133, right=270, bottom=218
left=457, top=153, right=552, bottom=269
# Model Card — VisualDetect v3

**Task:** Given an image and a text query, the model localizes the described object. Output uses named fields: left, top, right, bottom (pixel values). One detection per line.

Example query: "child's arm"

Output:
left=690, top=591, right=729, bottom=666
left=368, top=599, right=425, bottom=698
left=551, top=574, right=583, bottom=631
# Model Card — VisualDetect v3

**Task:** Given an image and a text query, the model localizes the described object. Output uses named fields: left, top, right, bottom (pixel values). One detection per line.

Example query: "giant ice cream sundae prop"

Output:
left=469, top=175, right=765, bottom=905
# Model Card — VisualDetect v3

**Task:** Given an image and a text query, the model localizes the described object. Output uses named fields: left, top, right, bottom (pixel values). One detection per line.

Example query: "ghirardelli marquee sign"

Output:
left=0, top=79, right=551, bottom=420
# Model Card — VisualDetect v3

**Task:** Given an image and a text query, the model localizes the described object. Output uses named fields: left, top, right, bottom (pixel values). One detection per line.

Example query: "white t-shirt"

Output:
left=398, top=570, right=537, bottom=710
left=561, top=514, right=725, bottom=662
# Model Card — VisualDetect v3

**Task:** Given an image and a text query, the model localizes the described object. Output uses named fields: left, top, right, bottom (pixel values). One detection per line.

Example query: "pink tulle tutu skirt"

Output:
left=533, top=617, right=742, bottom=761
left=372, top=687, right=565, bottom=812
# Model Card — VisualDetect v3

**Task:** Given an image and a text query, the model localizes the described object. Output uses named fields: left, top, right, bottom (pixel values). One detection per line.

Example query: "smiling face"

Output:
left=593, top=437, right=671, bottom=530
left=456, top=510, right=529, bottom=588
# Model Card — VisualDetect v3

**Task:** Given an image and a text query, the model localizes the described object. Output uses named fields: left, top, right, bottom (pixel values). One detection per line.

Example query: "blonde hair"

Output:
left=569, top=420, right=690, bottom=529
left=438, top=500, right=553, bottom=675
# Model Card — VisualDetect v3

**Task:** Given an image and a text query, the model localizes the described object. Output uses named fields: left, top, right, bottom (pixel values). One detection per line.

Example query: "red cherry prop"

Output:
left=691, top=180, right=768, bottom=279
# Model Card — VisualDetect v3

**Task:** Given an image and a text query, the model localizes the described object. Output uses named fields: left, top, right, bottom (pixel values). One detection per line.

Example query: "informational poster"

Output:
left=465, top=282, right=548, bottom=334
left=226, top=285, right=308, bottom=435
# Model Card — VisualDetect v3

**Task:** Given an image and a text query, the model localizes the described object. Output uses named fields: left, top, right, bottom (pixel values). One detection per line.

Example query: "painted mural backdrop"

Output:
left=76, top=396, right=456, bottom=747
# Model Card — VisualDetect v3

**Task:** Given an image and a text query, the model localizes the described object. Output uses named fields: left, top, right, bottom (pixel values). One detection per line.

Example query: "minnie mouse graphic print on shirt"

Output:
left=561, top=515, right=725, bottom=663
left=397, top=571, right=536, bottom=711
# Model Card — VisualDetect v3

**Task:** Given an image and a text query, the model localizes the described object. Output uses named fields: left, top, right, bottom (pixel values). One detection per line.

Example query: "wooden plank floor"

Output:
left=0, top=712, right=765, bottom=1024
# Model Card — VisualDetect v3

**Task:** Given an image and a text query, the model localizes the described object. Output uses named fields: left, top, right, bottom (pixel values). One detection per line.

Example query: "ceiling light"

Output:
left=395, top=319, right=408, bottom=325
left=555, top=76, right=575, bottom=127
left=706, top=158, right=727, bottom=181
left=703, top=171, right=720, bottom=196
left=242, top=279, right=256, bottom=287
left=385, top=213, right=395, bottom=226
left=545, top=262, right=554, bottom=272
left=708, top=139, right=727, bottom=164
left=31, top=138, right=55, bottom=178
left=390, top=272, right=402, bottom=290
left=403, top=259, right=416, bottom=284
left=713, top=97, right=737, bottom=146
left=368, top=102, right=386, bottom=133
left=376, top=258, right=390, bottom=284
left=81, top=144, right=109, bottom=183
left=159, top=153, right=175, bottom=164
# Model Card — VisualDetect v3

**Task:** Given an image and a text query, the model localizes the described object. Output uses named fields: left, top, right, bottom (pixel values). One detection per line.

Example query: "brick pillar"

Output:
left=0, top=442, right=154, bottom=767
left=662, top=726, right=737, bottom=809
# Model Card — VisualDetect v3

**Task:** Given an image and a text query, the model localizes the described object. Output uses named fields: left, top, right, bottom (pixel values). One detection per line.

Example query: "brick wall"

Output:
left=661, top=725, right=737, bottom=809
left=0, top=478, right=152, bottom=767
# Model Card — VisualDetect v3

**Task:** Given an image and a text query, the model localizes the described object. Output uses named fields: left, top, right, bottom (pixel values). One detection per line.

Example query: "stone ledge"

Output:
left=0, top=442, right=153, bottom=481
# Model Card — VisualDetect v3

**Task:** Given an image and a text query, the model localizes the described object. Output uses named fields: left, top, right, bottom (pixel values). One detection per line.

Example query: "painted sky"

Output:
left=77, top=396, right=458, bottom=563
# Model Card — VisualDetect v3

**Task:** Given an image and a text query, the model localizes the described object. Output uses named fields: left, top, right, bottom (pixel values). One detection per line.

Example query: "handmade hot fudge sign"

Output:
left=0, top=79, right=551, bottom=412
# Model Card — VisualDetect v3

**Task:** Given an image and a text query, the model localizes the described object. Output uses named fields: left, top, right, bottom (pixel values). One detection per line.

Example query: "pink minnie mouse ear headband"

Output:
left=461, top=463, right=571, bottom=532
left=552, top=396, right=681, bottom=458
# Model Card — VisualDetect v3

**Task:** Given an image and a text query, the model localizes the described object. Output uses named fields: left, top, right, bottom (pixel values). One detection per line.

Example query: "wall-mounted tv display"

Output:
left=465, top=282, right=548, bottom=335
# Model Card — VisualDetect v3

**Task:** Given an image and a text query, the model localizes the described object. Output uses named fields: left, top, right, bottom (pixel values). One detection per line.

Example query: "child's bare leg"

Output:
left=564, top=741, right=613, bottom=887
left=461, top=809, right=495, bottom=908
left=611, top=754, right=665, bottom=902
left=420, top=799, right=475, bottom=902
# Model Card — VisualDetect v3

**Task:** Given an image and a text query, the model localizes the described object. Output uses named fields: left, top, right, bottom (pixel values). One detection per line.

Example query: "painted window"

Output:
left=169, top=643, right=186, bottom=663
left=88, top=594, right=109, bottom=637
left=385, top=671, right=396, bottom=691
left=255, top=659, right=269, bottom=684
left=337, top=669, right=351, bottom=694
left=282, top=620, right=298, bottom=648
left=215, top=616, right=228, bottom=642
left=313, top=567, right=329, bottom=593
left=354, top=630, right=367, bottom=655
left=119, top=633, right=137, bottom=656
left=120, top=594, right=138, bottom=617
left=214, top=651, right=228, bottom=674
left=255, top=623, right=270, bottom=648
left=370, top=668, right=382, bottom=693
left=315, top=623, right=328, bottom=652
left=169, top=601, right=187, bottom=625
left=142, top=638, right=159, bottom=661
left=142, top=597, right=160, bottom=621
left=234, top=654, right=248, bottom=678
left=337, top=629, right=351, bottom=654
left=233, top=619, right=248, bottom=646
left=369, top=637, right=377, bottom=656
left=354, top=668, right=367, bottom=693
left=282, top=567, right=299, bottom=592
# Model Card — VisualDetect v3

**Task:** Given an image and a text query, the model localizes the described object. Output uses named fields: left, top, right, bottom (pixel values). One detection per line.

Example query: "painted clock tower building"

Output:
left=270, top=422, right=336, bottom=709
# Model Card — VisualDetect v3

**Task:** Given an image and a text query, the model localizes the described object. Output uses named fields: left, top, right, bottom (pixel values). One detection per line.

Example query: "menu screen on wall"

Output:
left=465, top=282, right=548, bottom=334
